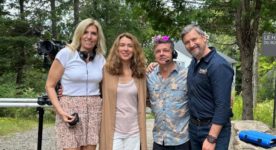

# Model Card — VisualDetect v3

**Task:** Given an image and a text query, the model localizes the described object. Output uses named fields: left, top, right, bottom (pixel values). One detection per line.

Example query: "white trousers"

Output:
left=112, top=133, right=140, bottom=150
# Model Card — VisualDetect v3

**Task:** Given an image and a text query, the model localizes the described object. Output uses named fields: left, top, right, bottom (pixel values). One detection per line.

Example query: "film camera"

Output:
left=37, top=40, right=65, bottom=56
left=37, top=40, right=65, bottom=68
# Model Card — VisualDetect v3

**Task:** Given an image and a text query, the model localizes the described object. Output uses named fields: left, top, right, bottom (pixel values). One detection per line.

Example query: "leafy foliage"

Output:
left=80, top=0, right=151, bottom=52
left=0, top=0, right=155, bottom=119
left=258, top=56, right=276, bottom=100
left=232, top=95, right=274, bottom=127
left=0, top=0, right=276, bottom=121
left=126, top=0, right=197, bottom=37
left=126, top=0, right=276, bottom=120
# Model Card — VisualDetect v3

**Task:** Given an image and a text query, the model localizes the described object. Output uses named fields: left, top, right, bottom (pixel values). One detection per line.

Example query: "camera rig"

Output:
left=37, top=40, right=66, bottom=69
left=36, top=40, right=65, bottom=105
left=35, top=40, right=65, bottom=150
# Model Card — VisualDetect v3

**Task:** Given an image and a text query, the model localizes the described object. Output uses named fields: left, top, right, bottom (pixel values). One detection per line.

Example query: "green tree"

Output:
left=80, top=0, right=152, bottom=52
left=126, top=0, right=276, bottom=120
left=0, top=0, right=49, bottom=95
left=258, top=56, right=276, bottom=100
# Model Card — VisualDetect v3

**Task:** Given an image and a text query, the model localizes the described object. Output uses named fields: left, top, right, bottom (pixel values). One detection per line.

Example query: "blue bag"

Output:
left=239, top=130, right=276, bottom=148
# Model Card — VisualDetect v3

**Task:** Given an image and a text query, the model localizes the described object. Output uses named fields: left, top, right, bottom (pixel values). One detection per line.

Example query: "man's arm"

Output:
left=202, top=63, right=234, bottom=150
left=146, top=62, right=158, bottom=73
left=202, top=124, right=222, bottom=150
left=210, top=63, right=234, bottom=125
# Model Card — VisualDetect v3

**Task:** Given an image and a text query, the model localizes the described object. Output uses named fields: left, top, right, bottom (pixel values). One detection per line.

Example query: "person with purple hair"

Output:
left=147, top=35, right=191, bottom=150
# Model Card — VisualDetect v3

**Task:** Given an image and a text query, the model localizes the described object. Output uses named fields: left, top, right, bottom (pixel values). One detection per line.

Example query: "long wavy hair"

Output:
left=105, top=32, right=146, bottom=78
left=67, top=18, right=106, bottom=54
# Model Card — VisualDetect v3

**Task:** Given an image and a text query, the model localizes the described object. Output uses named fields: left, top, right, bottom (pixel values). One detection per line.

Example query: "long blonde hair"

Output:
left=105, top=32, right=146, bottom=78
left=67, top=18, right=106, bottom=54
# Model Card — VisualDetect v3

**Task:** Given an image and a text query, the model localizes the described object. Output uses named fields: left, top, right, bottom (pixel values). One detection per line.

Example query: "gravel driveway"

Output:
left=0, top=126, right=56, bottom=150
left=0, top=119, right=154, bottom=150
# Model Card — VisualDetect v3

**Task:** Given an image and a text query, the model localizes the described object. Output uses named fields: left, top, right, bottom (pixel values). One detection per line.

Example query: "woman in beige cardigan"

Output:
left=100, top=32, right=147, bottom=150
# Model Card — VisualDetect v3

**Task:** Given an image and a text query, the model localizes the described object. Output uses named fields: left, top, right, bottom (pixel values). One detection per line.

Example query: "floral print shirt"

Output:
left=147, top=61, right=190, bottom=146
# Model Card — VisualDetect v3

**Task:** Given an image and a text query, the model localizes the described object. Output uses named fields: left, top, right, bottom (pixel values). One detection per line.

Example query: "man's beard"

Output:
left=190, top=47, right=203, bottom=59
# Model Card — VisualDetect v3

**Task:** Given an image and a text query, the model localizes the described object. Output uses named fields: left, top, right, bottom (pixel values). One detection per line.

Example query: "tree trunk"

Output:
left=16, top=0, right=26, bottom=87
left=50, top=0, right=57, bottom=39
left=253, top=42, right=258, bottom=107
left=235, top=0, right=261, bottom=120
left=15, top=45, right=26, bottom=85
left=73, top=0, right=79, bottom=27
left=240, top=45, right=254, bottom=119
left=19, top=0, right=24, bottom=19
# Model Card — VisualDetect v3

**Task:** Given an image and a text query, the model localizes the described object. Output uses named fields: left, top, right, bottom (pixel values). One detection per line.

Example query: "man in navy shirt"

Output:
left=181, top=24, right=234, bottom=150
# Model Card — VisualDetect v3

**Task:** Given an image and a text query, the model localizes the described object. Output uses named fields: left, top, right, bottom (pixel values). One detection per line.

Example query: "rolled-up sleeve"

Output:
left=210, top=63, right=234, bottom=125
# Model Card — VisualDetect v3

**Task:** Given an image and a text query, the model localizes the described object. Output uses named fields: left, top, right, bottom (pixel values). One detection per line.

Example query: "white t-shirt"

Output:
left=55, top=47, right=105, bottom=96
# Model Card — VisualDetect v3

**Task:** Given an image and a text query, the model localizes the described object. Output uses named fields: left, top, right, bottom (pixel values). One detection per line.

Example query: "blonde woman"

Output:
left=46, top=18, right=106, bottom=150
left=100, top=32, right=147, bottom=150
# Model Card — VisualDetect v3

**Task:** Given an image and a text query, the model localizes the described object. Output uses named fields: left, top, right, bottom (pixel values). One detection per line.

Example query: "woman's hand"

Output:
left=60, top=111, right=74, bottom=123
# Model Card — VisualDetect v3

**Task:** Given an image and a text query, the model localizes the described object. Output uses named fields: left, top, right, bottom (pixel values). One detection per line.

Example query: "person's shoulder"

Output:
left=210, top=49, right=225, bottom=61
left=175, top=61, right=188, bottom=70
left=210, top=52, right=229, bottom=66
left=175, top=61, right=186, bottom=67
left=103, top=66, right=112, bottom=76
left=210, top=53, right=234, bottom=73
left=95, top=53, right=106, bottom=65
left=174, top=61, right=188, bottom=76
left=147, top=66, right=158, bottom=77
left=60, top=46, right=72, bottom=52
left=58, top=47, right=75, bottom=55
left=103, top=68, right=117, bottom=82
left=135, top=75, right=147, bottom=83
left=96, top=53, right=105, bottom=60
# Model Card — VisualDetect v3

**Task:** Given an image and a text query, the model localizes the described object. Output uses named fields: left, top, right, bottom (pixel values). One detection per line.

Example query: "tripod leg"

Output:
left=36, top=107, right=44, bottom=150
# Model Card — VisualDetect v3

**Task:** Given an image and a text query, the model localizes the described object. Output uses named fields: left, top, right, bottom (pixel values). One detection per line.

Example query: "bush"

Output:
left=258, top=74, right=275, bottom=101
left=254, top=100, right=274, bottom=126
left=0, top=72, right=55, bottom=122
left=0, top=83, right=17, bottom=97
left=232, top=95, right=274, bottom=127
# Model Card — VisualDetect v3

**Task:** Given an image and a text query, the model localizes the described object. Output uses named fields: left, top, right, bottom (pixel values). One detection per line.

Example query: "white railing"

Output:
left=0, top=98, right=52, bottom=107
left=0, top=97, right=52, bottom=150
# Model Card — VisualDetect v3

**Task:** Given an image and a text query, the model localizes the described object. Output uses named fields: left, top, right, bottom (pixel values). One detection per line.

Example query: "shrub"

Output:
left=232, top=95, right=274, bottom=127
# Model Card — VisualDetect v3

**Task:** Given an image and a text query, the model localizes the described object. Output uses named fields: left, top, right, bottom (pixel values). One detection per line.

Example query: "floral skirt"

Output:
left=55, top=96, right=102, bottom=149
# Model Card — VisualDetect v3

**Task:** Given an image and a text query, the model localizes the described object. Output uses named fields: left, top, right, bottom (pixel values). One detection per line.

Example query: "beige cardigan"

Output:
left=99, top=69, right=147, bottom=150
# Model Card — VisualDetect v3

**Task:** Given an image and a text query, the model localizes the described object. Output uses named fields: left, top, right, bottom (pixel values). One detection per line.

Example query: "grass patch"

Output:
left=0, top=117, right=54, bottom=136
left=254, top=100, right=273, bottom=126
left=0, top=117, right=37, bottom=136
left=232, top=96, right=274, bottom=127
left=232, top=96, right=243, bottom=120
